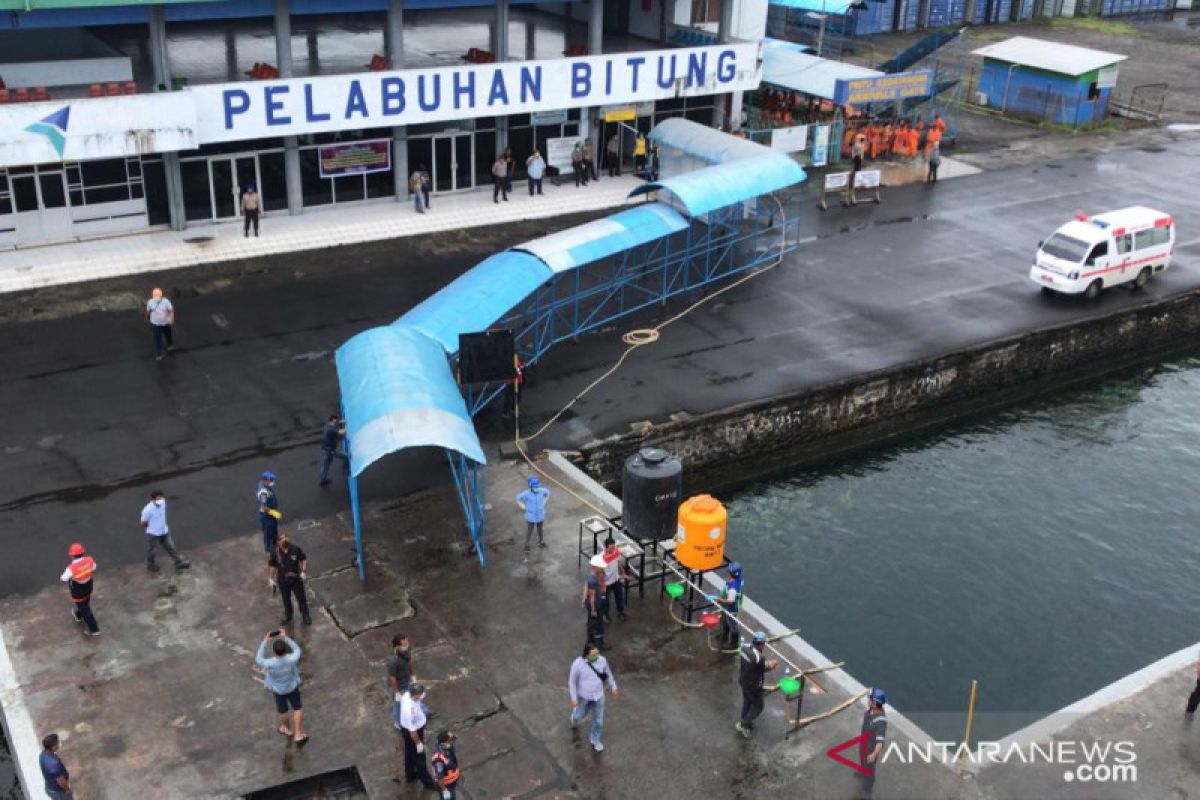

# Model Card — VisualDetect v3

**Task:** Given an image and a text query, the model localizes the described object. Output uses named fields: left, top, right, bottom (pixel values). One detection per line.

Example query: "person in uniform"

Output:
left=431, top=730, right=461, bottom=800
left=318, top=414, right=349, bottom=486
left=515, top=475, right=549, bottom=553
left=400, top=684, right=437, bottom=789
left=267, top=532, right=311, bottom=626
left=61, top=543, right=100, bottom=636
left=735, top=631, right=778, bottom=738
left=859, top=688, right=888, bottom=799
left=715, top=562, right=744, bottom=651
left=257, top=470, right=281, bottom=553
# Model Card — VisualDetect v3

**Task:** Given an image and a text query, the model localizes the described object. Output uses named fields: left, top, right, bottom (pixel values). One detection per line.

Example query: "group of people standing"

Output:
left=845, top=114, right=946, bottom=184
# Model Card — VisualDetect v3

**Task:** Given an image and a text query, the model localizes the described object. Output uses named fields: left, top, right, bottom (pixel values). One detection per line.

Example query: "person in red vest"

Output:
left=431, top=730, right=461, bottom=800
left=61, top=543, right=100, bottom=636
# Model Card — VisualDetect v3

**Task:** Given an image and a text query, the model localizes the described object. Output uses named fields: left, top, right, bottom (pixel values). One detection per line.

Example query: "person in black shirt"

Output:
left=318, top=414, right=349, bottom=486
left=860, top=688, right=888, bottom=798
left=735, top=631, right=778, bottom=739
left=388, top=633, right=414, bottom=730
left=268, top=533, right=310, bottom=626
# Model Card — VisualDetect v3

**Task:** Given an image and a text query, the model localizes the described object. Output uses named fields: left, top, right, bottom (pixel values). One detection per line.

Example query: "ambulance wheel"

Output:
left=1040, top=286, right=1054, bottom=296
left=1134, top=268, right=1151, bottom=290
left=1083, top=280, right=1102, bottom=301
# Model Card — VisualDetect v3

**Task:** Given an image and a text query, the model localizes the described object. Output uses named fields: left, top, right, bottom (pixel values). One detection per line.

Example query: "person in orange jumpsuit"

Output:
left=892, top=121, right=907, bottom=159
left=881, top=120, right=894, bottom=158
left=925, top=123, right=943, bottom=159
left=906, top=123, right=920, bottom=159
left=842, top=124, right=856, bottom=158
left=864, top=121, right=878, bottom=160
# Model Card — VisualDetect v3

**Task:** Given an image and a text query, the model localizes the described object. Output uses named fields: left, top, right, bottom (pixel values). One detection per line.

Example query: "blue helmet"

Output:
left=528, top=476, right=540, bottom=488
left=728, top=561, right=742, bottom=577
left=869, top=688, right=887, bottom=707
left=261, top=470, right=277, bottom=481
left=752, top=631, right=767, bottom=644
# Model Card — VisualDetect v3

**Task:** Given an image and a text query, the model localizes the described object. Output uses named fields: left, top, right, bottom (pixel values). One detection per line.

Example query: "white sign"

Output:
left=0, top=93, right=197, bottom=168
left=811, top=124, right=831, bottom=167
left=1096, top=65, right=1119, bottom=90
left=854, top=169, right=881, bottom=189
left=531, top=108, right=568, bottom=126
left=823, top=172, right=849, bottom=190
left=191, top=43, right=761, bottom=144
left=770, top=124, right=808, bottom=153
left=546, top=136, right=581, bottom=169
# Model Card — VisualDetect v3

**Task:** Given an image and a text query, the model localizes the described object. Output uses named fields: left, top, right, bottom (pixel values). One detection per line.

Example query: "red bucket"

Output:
left=700, top=611, right=721, bottom=630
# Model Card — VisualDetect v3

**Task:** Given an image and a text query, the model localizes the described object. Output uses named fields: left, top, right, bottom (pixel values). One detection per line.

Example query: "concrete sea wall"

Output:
left=568, top=289, right=1200, bottom=488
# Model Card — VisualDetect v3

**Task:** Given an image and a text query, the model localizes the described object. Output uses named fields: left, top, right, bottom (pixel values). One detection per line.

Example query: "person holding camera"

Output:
left=255, top=628, right=307, bottom=744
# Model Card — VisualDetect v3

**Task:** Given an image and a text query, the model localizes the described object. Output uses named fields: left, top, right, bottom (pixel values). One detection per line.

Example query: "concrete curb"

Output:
left=0, top=625, right=41, bottom=798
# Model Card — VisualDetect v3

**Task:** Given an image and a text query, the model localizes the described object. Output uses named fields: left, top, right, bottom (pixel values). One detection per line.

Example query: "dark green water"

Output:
left=722, top=354, right=1200, bottom=743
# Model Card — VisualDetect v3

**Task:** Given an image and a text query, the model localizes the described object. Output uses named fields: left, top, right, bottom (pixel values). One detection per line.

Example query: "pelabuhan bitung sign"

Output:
left=190, top=43, right=761, bottom=144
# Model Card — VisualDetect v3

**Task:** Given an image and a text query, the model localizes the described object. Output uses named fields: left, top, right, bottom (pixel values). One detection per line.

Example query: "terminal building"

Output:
left=0, top=0, right=768, bottom=247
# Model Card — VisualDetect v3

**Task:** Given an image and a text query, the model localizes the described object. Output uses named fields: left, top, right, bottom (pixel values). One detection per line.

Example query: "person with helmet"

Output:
left=583, top=554, right=609, bottom=650
left=430, top=730, right=461, bottom=799
left=257, top=471, right=282, bottom=553
left=716, top=562, right=744, bottom=651
left=735, top=631, right=778, bottom=739
left=515, top=475, right=550, bottom=554
left=60, top=543, right=100, bottom=636
left=144, top=287, right=174, bottom=361
left=860, top=688, right=888, bottom=798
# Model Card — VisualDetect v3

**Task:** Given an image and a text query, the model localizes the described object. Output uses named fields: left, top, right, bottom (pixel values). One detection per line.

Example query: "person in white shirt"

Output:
left=141, top=490, right=190, bottom=573
left=399, top=684, right=437, bottom=788
left=145, top=288, right=174, bottom=361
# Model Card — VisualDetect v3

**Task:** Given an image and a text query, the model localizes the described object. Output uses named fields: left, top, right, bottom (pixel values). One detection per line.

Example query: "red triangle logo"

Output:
left=826, top=732, right=872, bottom=776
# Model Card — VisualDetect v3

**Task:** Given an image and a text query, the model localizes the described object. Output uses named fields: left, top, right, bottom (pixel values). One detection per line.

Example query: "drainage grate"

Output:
left=243, top=766, right=368, bottom=799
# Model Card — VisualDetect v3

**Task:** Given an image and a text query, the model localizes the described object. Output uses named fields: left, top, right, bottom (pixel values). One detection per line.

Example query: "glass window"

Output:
left=508, top=114, right=531, bottom=128
left=69, top=190, right=84, bottom=206
left=1152, top=227, right=1170, bottom=246
left=84, top=185, right=131, bottom=205
left=333, top=174, right=366, bottom=203
left=258, top=152, right=288, bottom=213
left=299, top=149, right=333, bottom=207
left=66, top=165, right=82, bottom=187
left=508, top=127, right=534, bottom=171
left=127, top=159, right=142, bottom=177
left=142, top=160, right=170, bottom=226
left=0, top=195, right=11, bottom=216
left=474, top=131, right=496, bottom=188
left=408, top=138, right=433, bottom=187
left=366, top=167, right=394, bottom=199
left=180, top=160, right=213, bottom=221
left=656, top=98, right=685, bottom=113
left=131, top=182, right=144, bottom=200
left=1116, top=234, right=1132, bottom=254
left=80, top=159, right=129, bottom=187
left=39, top=174, right=67, bottom=208
left=1085, top=241, right=1108, bottom=265
left=1041, top=233, right=1089, bottom=263
left=12, top=176, right=37, bottom=212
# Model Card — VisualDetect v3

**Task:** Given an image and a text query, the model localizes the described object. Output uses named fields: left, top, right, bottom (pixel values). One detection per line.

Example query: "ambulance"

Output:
left=1030, top=206, right=1175, bottom=299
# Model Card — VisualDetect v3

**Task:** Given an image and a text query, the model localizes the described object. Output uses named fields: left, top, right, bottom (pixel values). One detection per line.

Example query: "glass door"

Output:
left=233, top=156, right=259, bottom=212
left=432, top=134, right=474, bottom=193
left=36, top=171, right=71, bottom=241
left=454, top=134, right=473, bottom=192
left=210, top=155, right=260, bottom=220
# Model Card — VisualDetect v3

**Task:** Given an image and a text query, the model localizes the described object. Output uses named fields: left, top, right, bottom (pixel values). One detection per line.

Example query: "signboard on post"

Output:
left=318, top=139, right=391, bottom=178
left=1096, top=65, right=1119, bottom=89
left=546, top=136, right=580, bottom=169
left=811, top=124, right=830, bottom=167
left=833, top=70, right=933, bottom=106
left=531, top=109, right=568, bottom=126
left=770, top=125, right=808, bottom=153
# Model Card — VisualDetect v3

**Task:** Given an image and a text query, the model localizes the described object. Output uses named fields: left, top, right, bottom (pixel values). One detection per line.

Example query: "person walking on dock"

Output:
left=516, top=475, right=550, bottom=553
left=569, top=643, right=618, bottom=752
left=606, top=133, right=621, bottom=177
left=1184, top=651, right=1200, bottom=720
left=584, top=555, right=608, bottom=650
left=61, top=543, right=100, bottom=637
left=526, top=150, right=546, bottom=196
left=399, top=684, right=437, bottom=789
left=492, top=154, right=509, bottom=203
left=268, top=532, right=311, bottom=626
left=409, top=168, right=426, bottom=214
left=571, top=142, right=588, bottom=187
left=257, top=470, right=281, bottom=553
left=145, top=287, right=174, bottom=361
left=735, top=631, right=777, bottom=739
left=716, top=562, right=744, bottom=651
left=859, top=688, right=888, bottom=799
left=582, top=139, right=598, bottom=183
left=388, top=633, right=414, bottom=730
left=255, top=628, right=307, bottom=745
left=601, top=537, right=628, bottom=622
left=40, top=733, right=73, bottom=799
left=431, top=730, right=461, bottom=800
left=141, top=490, right=190, bottom=572
left=926, top=141, right=941, bottom=185
left=318, top=413, right=349, bottom=486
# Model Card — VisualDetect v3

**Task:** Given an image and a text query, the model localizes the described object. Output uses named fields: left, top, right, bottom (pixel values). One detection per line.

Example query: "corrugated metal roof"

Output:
left=649, top=117, right=773, bottom=164
left=628, top=153, right=806, bottom=217
left=335, top=326, right=486, bottom=476
left=761, top=38, right=882, bottom=100
left=515, top=203, right=689, bottom=273
left=396, top=251, right=552, bottom=354
left=971, top=36, right=1126, bottom=77
left=768, top=0, right=860, bottom=14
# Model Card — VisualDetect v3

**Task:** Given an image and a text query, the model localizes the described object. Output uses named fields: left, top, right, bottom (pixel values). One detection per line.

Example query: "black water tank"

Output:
left=622, top=447, right=683, bottom=542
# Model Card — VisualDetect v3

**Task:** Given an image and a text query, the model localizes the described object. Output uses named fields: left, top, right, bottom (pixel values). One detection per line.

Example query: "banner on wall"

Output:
left=190, top=43, right=763, bottom=144
left=770, top=125, right=808, bottom=153
left=318, top=140, right=391, bottom=178
left=546, top=136, right=581, bottom=169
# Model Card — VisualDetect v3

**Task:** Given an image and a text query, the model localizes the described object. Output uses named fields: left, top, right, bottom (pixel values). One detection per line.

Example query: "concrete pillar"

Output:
left=493, top=0, right=510, bottom=151
left=714, top=0, right=735, bottom=128
left=387, top=0, right=409, bottom=201
left=275, top=0, right=303, bottom=216
left=306, top=28, right=319, bottom=68
left=149, top=5, right=186, bottom=231
left=525, top=20, right=536, bottom=60
left=224, top=30, right=237, bottom=82
left=917, top=0, right=931, bottom=27
left=586, top=0, right=603, bottom=148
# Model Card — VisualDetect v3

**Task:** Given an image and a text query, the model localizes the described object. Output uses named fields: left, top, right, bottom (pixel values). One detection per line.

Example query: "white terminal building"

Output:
left=0, top=0, right=770, bottom=247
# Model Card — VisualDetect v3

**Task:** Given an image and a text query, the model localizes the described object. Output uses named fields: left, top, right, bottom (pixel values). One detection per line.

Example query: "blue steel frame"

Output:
left=445, top=191, right=803, bottom=564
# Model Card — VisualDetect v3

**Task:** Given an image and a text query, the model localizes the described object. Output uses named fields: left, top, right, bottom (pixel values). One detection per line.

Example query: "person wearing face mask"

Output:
left=387, top=633, right=414, bottom=730
left=141, top=490, right=190, bottom=573
left=431, top=730, right=461, bottom=799
left=568, top=643, right=618, bottom=752
left=257, top=470, right=282, bottom=553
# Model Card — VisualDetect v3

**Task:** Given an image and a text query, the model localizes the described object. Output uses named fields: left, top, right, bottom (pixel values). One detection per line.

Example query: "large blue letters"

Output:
left=344, top=80, right=368, bottom=119
left=453, top=71, right=475, bottom=110
left=656, top=55, right=678, bottom=89
left=571, top=63, right=591, bottom=98
left=222, top=89, right=250, bottom=130
left=626, top=56, right=645, bottom=93
left=381, top=77, right=405, bottom=115
left=686, top=52, right=707, bottom=88
left=265, top=85, right=291, bottom=125
left=418, top=75, right=440, bottom=112
left=717, top=49, right=736, bottom=83
left=519, top=66, right=542, bottom=102
left=487, top=71, right=509, bottom=106
left=304, top=84, right=330, bottom=122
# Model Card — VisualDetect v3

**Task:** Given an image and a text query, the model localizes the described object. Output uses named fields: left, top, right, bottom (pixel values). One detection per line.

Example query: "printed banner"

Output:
left=811, top=124, right=830, bottom=167
left=191, top=43, right=762, bottom=144
left=531, top=109, right=568, bottom=126
left=318, top=140, right=391, bottom=178
left=833, top=70, right=933, bottom=106
left=546, top=136, right=581, bottom=169
left=770, top=124, right=808, bottom=153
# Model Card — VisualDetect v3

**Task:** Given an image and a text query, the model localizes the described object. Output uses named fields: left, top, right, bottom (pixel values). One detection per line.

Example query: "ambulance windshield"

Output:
left=1041, top=233, right=1090, bottom=264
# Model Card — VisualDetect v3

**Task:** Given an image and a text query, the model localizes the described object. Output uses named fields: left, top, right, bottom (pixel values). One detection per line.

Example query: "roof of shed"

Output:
left=971, top=36, right=1127, bottom=77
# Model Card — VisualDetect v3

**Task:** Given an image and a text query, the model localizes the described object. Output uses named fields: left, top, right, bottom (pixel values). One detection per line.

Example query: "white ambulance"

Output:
left=1030, top=206, right=1175, bottom=300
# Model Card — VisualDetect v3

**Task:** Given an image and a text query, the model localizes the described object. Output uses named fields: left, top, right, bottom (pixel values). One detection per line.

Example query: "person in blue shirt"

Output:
left=716, top=562, right=744, bottom=651
left=255, top=628, right=307, bottom=744
left=40, top=733, right=72, bottom=799
left=318, top=414, right=349, bottom=487
left=257, top=470, right=281, bottom=553
left=515, top=475, right=550, bottom=553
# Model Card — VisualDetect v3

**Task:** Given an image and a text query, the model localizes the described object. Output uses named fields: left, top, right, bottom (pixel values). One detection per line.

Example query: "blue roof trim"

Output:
left=397, top=251, right=553, bottom=354
left=514, top=203, right=688, bottom=273
left=628, top=154, right=806, bottom=217
left=336, top=326, right=486, bottom=477
left=648, top=117, right=770, bottom=164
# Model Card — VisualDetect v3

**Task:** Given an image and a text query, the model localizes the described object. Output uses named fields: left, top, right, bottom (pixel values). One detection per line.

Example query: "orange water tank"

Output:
left=675, top=494, right=727, bottom=572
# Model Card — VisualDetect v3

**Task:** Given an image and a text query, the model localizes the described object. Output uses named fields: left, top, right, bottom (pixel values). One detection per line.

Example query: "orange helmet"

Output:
left=68, top=543, right=85, bottom=557
left=151, top=288, right=163, bottom=299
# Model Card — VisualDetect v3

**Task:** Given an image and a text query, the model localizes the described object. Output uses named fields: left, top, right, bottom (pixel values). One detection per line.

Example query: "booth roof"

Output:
left=761, top=38, right=882, bottom=101
left=971, top=36, right=1127, bottom=77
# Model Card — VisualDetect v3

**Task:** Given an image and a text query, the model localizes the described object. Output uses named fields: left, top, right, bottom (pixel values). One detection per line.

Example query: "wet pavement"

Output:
left=1, top=135, right=1200, bottom=602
